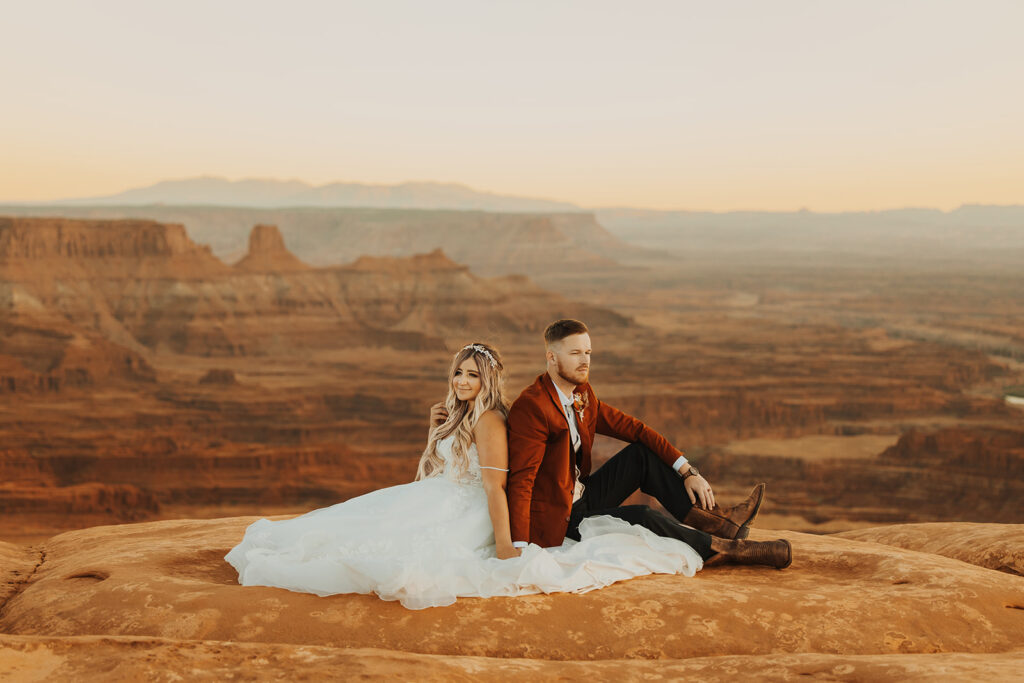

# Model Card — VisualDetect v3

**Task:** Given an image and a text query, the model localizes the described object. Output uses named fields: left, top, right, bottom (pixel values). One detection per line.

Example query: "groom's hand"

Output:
left=684, top=474, right=716, bottom=509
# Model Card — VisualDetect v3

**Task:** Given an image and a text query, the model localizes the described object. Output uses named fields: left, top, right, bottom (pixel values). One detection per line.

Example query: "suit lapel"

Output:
left=540, top=373, right=579, bottom=480
left=540, top=373, right=567, bottom=420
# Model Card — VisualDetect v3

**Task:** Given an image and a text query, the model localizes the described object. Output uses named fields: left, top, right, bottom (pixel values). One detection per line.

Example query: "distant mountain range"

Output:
left=4, top=176, right=1022, bottom=264
left=40, top=177, right=582, bottom=213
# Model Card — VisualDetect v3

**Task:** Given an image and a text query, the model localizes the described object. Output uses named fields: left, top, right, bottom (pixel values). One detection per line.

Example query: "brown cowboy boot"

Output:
left=681, top=483, right=765, bottom=540
left=703, top=536, right=793, bottom=569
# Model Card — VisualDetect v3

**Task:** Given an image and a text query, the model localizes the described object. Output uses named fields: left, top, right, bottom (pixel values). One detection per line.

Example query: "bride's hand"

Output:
left=429, top=402, right=448, bottom=428
left=496, top=545, right=522, bottom=560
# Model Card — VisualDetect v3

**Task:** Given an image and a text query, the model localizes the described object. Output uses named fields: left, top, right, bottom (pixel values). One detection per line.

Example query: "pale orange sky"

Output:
left=2, top=1, right=1023, bottom=211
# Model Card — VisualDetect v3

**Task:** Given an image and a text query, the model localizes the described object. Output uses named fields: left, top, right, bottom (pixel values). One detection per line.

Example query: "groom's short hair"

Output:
left=544, top=319, right=589, bottom=346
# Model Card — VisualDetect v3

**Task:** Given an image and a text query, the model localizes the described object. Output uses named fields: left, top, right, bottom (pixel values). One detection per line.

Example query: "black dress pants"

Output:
left=566, top=441, right=714, bottom=559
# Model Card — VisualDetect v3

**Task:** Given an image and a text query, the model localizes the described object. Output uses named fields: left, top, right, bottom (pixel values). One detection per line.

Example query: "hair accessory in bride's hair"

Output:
left=462, top=343, right=498, bottom=369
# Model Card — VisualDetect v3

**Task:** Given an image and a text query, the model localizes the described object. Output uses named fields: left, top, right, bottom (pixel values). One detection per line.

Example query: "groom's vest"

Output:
left=507, top=373, right=685, bottom=548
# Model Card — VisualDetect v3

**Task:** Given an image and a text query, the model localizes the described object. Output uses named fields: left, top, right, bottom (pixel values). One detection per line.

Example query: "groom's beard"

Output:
left=555, top=357, right=589, bottom=386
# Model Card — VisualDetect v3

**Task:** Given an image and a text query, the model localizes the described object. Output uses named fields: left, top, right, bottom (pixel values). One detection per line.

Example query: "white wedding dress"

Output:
left=225, top=435, right=703, bottom=609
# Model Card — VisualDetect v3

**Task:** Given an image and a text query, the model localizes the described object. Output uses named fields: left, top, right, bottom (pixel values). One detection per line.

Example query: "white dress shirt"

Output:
left=551, top=382, right=586, bottom=502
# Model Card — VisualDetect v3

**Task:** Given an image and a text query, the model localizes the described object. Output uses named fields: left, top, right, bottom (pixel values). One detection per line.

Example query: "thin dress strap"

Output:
left=478, top=466, right=508, bottom=471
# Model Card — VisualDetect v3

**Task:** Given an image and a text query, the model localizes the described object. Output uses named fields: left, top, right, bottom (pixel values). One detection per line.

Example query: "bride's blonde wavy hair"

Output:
left=416, top=342, right=510, bottom=481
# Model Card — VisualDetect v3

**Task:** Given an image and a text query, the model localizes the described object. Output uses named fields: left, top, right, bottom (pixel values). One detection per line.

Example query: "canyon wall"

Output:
left=1, top=215, right=1021, bottom=541
left=0, top=206, right=645, bottom=275
left=1, top=217, right=628, bottom=361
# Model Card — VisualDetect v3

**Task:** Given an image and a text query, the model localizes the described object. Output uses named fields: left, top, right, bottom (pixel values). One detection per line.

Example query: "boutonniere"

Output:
left=572, top=392, right=589, bottom=422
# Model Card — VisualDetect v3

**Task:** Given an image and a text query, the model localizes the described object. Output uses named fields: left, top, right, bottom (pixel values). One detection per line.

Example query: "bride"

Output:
left=225, top=342, right=703, bottom=609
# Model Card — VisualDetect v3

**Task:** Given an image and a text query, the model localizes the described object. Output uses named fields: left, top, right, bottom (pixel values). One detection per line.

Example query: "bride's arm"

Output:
left=474, top=410, right=518, bottom=559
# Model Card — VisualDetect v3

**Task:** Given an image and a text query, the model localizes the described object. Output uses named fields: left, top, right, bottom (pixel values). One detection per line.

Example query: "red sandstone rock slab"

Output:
left=837, top=523, right=1024, bottom=576
left=2, top=636, right=1024, bottom=682
left=0, top=542, right=40, bottom=608
left=1, top=518, right=1022, bottom=661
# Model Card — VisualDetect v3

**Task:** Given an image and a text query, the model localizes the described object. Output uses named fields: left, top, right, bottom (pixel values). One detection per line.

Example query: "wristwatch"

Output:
left=681, top=465, right=699, bottom=480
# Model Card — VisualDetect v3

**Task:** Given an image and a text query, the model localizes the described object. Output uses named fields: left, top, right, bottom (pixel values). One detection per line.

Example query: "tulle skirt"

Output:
left=225, top=476, right=703, bottom=609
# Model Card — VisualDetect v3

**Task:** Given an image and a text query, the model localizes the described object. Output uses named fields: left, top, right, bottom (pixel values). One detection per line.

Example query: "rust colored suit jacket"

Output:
left=507, top=373, right=685, bottom=548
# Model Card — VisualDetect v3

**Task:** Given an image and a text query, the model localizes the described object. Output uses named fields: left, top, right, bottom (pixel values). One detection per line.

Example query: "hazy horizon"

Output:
left=3, top=0, right=1023, bottom=212
left=5, top=174, right=1024, bottom=215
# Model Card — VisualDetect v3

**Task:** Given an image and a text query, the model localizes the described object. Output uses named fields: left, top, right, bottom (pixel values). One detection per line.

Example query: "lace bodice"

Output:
left=437, top=435, right=482, bottom=486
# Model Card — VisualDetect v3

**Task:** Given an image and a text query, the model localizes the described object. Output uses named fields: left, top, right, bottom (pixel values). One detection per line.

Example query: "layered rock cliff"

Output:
left=0, top=216, right=635, bottom=538
left=0, top=312, right=155, bottom=393
left=0, top=206, right=646, bottom=275
left=2, top=214, right=1019, bottom=548
left=697, top=425, right=1024, bottom=529
left=0, top=216, right=228, bottom=279
left=0, top=217, right=629, bottom=360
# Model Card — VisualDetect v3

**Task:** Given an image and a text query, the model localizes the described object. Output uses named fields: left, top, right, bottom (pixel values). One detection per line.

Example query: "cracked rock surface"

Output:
left=0, top=542, right=42, bottom=616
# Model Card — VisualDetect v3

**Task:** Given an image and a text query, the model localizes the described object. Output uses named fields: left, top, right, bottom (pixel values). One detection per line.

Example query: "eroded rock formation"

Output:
left=0, top=206, right=645, bottom=275
left=0, top=313, right=155, bottom=393
left=0, top=216, right=637, bottom=538
left=697, top=425, right=1024, bottom=530
left=2, top=214, right=1021, bottom=546
left=0, top=217, right=628, bottom=359
left=232, top=224, right=309, bottom=273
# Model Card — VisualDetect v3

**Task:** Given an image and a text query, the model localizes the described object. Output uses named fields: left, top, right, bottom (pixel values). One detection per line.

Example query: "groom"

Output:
left=507, top=319, right=791, bottom=568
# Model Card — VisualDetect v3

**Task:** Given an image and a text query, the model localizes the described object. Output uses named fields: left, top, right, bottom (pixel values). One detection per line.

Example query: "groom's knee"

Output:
left=628, top=442, right=666, bottom=476
left=623, top=441, right=659, bottom=462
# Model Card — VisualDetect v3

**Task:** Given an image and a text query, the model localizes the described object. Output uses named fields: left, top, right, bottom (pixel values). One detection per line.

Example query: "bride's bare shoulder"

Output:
left=474, top=410, right=507, bottom=435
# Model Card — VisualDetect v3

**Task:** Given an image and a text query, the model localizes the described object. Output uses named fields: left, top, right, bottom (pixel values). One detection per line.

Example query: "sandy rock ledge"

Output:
left=2, top=636, right=1024, bottom=682
left=837, top=522, right=1024, bottom=576
left=0, top=517, right=1021, bottom=680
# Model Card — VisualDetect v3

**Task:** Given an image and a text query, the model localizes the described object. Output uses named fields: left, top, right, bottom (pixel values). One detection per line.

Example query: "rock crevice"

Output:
left=0, top=548, right=45, bottom=624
